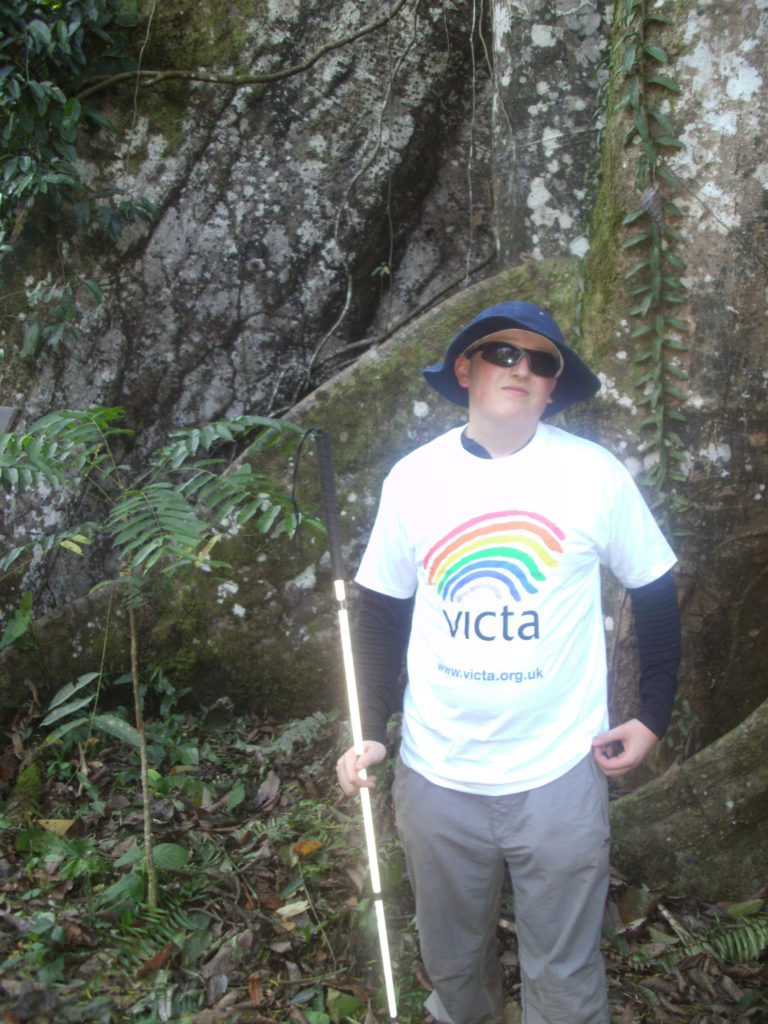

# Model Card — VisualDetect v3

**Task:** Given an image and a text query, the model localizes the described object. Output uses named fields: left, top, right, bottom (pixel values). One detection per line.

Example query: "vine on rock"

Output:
left=617, top=0, right=689, bottom=523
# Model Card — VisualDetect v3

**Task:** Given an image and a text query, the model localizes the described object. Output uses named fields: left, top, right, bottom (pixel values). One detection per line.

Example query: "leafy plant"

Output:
left=40, top=670, right=139, bottom=748
left=617, top=0, right=689, bottom=524
left=0, top=590, right=33, bottom=652
left=0, top=0, right=157, bottom=359
left=1, top=405, right=317, bottom=908
left=19, top=274, right=103, bottom=359
left=0, top=0, right=141, bottom=246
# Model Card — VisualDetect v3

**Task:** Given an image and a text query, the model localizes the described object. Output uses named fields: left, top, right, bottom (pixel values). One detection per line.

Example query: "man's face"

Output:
left=454, top=329, right=559, bottom=424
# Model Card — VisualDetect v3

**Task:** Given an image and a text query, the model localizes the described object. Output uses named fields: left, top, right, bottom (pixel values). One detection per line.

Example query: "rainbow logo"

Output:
left=423, top=510, right=565, bottom=603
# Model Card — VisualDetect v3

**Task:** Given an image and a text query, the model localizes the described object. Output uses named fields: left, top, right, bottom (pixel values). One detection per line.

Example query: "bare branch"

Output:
left=75, top=0, right=413, bottom=102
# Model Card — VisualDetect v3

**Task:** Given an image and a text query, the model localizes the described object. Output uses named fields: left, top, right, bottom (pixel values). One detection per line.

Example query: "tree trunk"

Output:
left=610, top=697, right=768, bottom=901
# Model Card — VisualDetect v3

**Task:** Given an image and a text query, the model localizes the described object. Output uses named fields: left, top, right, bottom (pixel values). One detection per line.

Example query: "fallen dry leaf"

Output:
left=256, top=770, right=280, bottom=809
left=38, top=819, right=75, bottom=836
left=247, top=971, right=264, bottom=1004
left=291, top=837, right=322, bottom=858
left=137, top=941, right=173, bottom=976
left=62, top=920, right=95, bottom=948
left=255, top=879, right=283, bottom=910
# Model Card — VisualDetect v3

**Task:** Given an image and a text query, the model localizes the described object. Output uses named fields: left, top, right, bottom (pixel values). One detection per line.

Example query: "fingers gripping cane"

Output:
left=314, top=429, right=398, bottom=1021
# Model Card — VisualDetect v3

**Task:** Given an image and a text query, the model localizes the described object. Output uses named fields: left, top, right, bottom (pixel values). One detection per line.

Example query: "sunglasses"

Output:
left=465, top=341, right=563, bottom=379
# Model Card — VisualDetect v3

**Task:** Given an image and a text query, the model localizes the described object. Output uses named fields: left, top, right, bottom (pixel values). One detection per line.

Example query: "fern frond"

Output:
left=152, top=414, right=301, bottom=472
left=0, top=407, right=129, bottom=494
left=110, top=898, right=214, bottom=972
left=259, top=710, right=341, bottom=758
left=107, top=483, right=210, bottom=571
left=632, top=912, right=768, bottom=972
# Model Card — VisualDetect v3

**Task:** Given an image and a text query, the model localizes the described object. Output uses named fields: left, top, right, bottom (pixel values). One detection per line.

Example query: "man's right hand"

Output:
left=336, top=740, right=387, bottom=796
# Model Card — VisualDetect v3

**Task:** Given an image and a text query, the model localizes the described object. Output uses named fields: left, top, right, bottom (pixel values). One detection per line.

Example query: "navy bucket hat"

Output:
left=422, top=300, right=601, bottom=418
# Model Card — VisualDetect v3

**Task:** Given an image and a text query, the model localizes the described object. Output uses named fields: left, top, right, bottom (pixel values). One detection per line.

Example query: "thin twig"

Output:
left=132, top=0, right=158, bottom=129
left=75, top=0, right=413, bottom=102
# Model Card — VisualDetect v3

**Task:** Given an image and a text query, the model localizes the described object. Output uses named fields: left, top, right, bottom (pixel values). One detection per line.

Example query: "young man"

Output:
left=336, top=300, right=681, bottom=1024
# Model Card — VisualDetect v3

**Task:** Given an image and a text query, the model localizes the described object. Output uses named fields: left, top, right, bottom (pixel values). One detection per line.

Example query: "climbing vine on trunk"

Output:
left=617, top=0, right=689, bottom=523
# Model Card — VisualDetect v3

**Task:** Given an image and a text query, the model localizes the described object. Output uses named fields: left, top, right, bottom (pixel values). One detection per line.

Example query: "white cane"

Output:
left=314, top=429, right=398, bottom=1021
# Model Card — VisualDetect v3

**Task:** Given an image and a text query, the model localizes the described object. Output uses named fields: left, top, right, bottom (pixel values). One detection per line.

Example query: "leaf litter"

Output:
left=0, top=707, right=765, bottom=1023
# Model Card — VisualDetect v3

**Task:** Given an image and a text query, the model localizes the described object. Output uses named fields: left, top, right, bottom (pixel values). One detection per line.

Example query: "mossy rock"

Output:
left=4, top=762, right=43, bottom=823
left=0, top=258, right=589, bottom=724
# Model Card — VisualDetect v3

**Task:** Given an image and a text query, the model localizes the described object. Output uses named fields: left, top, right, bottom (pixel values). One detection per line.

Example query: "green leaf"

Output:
left=622, top=207, right=646, bottom=226
left=114, top=845, right=145, bottom=868
left=663, top=251, right=686, bottom=270
left=153, top=843, right=189, bottom=870
left=227, top=781, right=246, bottom=812
left=127, top=538, right=164, bottom=566
left=95, top=871, right=144, bottom=909
left=664, top=363, right=688, bottom=380
left=644, top=44, right=669, bottom=64
left=726, top=899, right=765, bottom=919
left=630, top=294, right=654, bottom=317
left=60, top=538, right=85, bottom=554
left=623, top=232, right=651, bottom=249
left=21, top=322, right=42, bottom=359
left=0, top=592, right=34, bottom=652
left=657, top=166, right=681, bottom=190
left=663, top=337, right=688, bottom=354
left=82, top=279, right=104, bottom=303
left=91, top=714, right=141, bottom=748
left=655, top=135, right=686, bottom=150
left=663, top=199, right=684, bottom=219
left=625, top=258, right=650, bottom=279
left=255, top=505, right=283, bottom=533
left=186, top=428, right=201, bottom=455
left=27, top=19, right=52, bottom=48
left=647, top=74, right=681, bottom=94
left=634, top=370, right=656, bottom=387
left=665, top=317, right=690, bottom=333
left=628, top=281, right=652, bottom=296
left=44, top=717, right=94, bottom=745
left=46, top=672, right=100, bottom=712
left=115, top=9, right=140, bottom=27
left=649, top=110, right=676, bottom=135
left=83, top=108, right=116, bottom=133
left=0, top=546, right=25, bottom=572
left=41, top=693, right=96, bottom=726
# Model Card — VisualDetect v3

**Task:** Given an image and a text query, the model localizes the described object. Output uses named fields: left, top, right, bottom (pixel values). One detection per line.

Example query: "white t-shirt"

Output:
left=355, top=423, right=677, bottom=795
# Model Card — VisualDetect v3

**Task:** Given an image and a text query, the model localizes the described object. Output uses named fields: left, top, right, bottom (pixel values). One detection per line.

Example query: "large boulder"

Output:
left=1, top=0, right=608, bottom=610
left=0, top=259, right=586, bottom=723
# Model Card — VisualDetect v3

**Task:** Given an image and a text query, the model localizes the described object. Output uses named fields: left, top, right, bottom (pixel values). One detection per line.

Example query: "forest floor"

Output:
left=0, top=704, right=766, bottom=1024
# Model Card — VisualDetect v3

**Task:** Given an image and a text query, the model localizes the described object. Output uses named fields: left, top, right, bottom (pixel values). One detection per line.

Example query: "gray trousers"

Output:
left=393, top=754, right=610, bottom=1024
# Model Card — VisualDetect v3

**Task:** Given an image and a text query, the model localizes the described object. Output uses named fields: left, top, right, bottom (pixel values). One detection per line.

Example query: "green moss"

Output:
left=136, top=0, right=268, bottom=76
left=4, top=763, right=43, bottom=822
left=580, top=7, right=638, bottom=362
left=149, top=586, right=212, bottom=681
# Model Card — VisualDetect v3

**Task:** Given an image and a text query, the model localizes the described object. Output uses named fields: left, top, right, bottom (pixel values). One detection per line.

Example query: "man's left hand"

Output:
left=591, top=718, right=659, bottom=778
